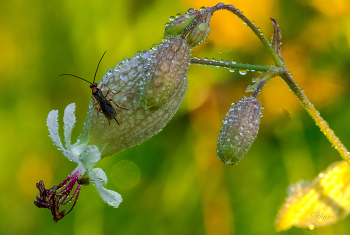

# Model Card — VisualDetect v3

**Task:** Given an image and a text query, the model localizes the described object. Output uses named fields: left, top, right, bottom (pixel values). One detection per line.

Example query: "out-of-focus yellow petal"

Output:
left=275, top=161, right=350, bottom=231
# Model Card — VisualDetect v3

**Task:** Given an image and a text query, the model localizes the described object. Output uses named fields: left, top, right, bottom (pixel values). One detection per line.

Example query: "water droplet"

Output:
left=309, top=225, right=314, bottom=230
left=231, top=59, right=236, bottom=64
left=229, top=69, right=235, bottom=73
left=169, top=16, right=175, bottom=21
left=187, top=8, right=195, bottom=13
left=152, top=44, right=159, bottom=50
left=176, top=13, right=181, bottom=18
left=200, top=6, right=206, bottom=11
left=141, top=50, right=150, bottom=59
left=239, top=69, right=247, bottom=75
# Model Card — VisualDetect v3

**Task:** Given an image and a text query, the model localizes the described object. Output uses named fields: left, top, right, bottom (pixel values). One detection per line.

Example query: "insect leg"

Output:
left=93, top=102, right=100, bottom=111
left=109, top=100, right=129, bottom=110
left=105, top=89, right=121, bottom=98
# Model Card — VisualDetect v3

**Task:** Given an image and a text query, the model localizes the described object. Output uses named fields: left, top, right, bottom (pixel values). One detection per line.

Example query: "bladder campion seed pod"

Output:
left=75, top=37, right=191, bottom=158
left=217, top=96, right=262, bottom=165
left=38, top=37, right=192, bottom=221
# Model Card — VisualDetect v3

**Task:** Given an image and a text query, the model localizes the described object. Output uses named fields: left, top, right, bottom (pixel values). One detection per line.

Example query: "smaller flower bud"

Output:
left=186, top=14, right=211, bottom=47
left=217, top=97, right=262, bottom=165
left=164, top=11, right=201, bottom=36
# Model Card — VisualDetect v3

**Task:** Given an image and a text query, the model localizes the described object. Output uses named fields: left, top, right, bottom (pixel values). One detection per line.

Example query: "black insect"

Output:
left=60, top=51, right=128, bottom=125
left=77, top=177, right=90, bottom=186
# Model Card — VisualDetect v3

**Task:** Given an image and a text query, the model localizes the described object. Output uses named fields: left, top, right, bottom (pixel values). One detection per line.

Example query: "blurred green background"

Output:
left=1, top=0, right=350, bottom=234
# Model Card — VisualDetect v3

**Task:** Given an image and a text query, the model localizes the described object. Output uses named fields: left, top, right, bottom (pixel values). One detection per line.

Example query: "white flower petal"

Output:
left=91, top=168, right=108, bottom=184
left=63, top=103, right=76, bottom=151
left=47, top=109, right=77, bottom=162
left=89, top=168, right=122, bottom=208
left=79, top=145, right=101, bottom=169
left=95, top=186, right=123, bottom=208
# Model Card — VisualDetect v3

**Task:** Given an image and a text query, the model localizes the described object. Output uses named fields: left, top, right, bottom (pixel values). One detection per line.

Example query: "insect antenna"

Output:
left=60, top=51, right=106, bottom=84
left=59, top=74, right=92, bottom=84
left=93, top=51, right=107, bottom=84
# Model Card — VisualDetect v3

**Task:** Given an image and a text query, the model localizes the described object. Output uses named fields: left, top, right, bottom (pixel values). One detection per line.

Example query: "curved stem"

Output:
left=222, top=5, right=283, bottom=66
left=190, top=58, right=276, bottom=72
left=280, top=69, right=350, bottom=164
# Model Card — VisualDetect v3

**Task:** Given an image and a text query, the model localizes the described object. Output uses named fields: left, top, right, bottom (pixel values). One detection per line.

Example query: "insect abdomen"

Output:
left=93, top=90, right=117, bottom=120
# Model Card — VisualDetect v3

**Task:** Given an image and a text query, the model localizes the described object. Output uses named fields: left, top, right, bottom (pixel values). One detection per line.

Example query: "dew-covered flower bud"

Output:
left=217, top=97, right=262, bottom=165
left=77, top=37, right=191, bottom=158
left=164, top=11, right=201, bottom=36
left=186, top=13, right=212, bottom=47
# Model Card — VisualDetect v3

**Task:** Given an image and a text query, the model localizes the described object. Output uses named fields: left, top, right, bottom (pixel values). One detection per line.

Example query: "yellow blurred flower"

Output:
left=276, top=161, right=350, bottom=231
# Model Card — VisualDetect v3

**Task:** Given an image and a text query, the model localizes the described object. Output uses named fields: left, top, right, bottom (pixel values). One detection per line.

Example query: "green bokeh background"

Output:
left=1, top=0, right=350, bottom=234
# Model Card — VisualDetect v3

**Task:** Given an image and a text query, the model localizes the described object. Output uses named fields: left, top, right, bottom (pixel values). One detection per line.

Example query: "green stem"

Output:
left=190, top=58, right=276, bottom=72
left=245, top=67, right=282, bottom=92
left=222, top=5, right=283, bottom=66
left=280, top=69, right=350, bottom=165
